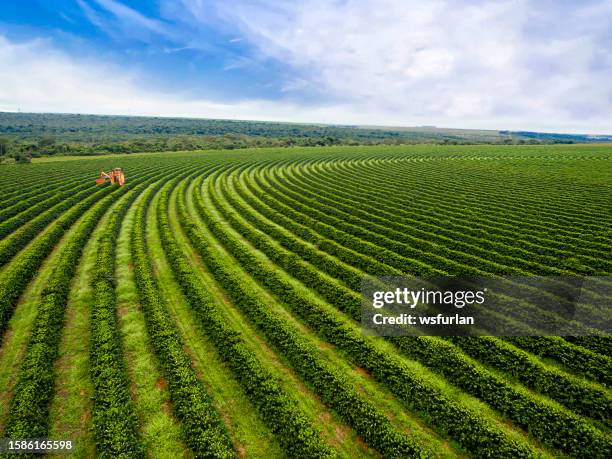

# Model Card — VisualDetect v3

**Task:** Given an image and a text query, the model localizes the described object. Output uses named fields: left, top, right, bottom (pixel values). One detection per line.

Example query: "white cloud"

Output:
left=179, top=0, right=612, bottom=133
left=1, top=0, right=612, bottom=134
left=0, top=35, right=389, bottom=124
left=78, top=0, right=175, bottom=43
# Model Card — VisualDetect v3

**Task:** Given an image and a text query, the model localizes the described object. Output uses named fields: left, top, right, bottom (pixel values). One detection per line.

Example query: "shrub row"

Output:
left=0, top=184, right=108, bottom=268
left=308, top=160, right=610, bottom=273
left=254, top=169, right=603, bottom=334
left=4, top=177, right=135, bottom=440
left=564, top=336, right=612, bottom=358
left=158, top=176, right=335, bottom=458
left=130, top=176, right=236, bottom=458
left=286, top=163, right=606, bottom=276
left=181, top=177, right=427, bottom=458
left=389, top=334, right=612, bottom=457
left=220, top=173, right=612, bottom=422
left=235, top=172, right=407, bottom=278
left=0, top=185, right=117, bottom=338
left=89, top=171, right=176, bottom=457
left=505, top=337, right=612, bottom=386
left=192, top=173, right=534, bottom=458
left=316, top=158, right=610, bottom=261
left=212, top=170, right=610, bottom=457
left=0, top=173, right=74, bottom=212
left=332, top=157, right=610, bottom=243
left=285, top=162, right=610, bottom=314
left=0, top=178, right=89, bottom=229
left=444, top=336, right=611, bottom=421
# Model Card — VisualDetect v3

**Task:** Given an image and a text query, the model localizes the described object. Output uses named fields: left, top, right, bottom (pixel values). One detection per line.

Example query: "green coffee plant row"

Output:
left=257, top=167, right=508, bottom=275
left=275, top=162, right=610, bottom=318
left=299, top=155, right=602, bottom=232
left=372, top=155, right=610, bottom=229
left=239, top=165, right=611, bottom=366
left=386, top=335, right=611, bottom=457
left=239, top=169, right=563, bottom=334
left=195, top=173, right=536, bottom=458
left=245, top=171, right=444, bottom=276
left=323, top=157, right=610, bottom=255
left=564, top=336, right=612, bottom=358
left=0, top=171, right=75, bottom=207
left=4, top=174, right=137, bottom=441
left=267, top=164, right=576, bottom=277
left=326, top=157, right=611, bottom=264
left=218, top=171, right=611, bottom=422
left=184, top=176, right=428, bottom=458
left=89, top=167, right=188, bottom=458
left=285, top=161, right=610, bottom=275
left=0, top=177, right=91, bottom=225
left=504, top=337, right=612, bottom=386
left=130, top=172, right=236, bottom=458
left=329, top=158, right=611, bottom=252
left=233, top=171, right=408, bottom=278
left=0, top=165, right=157, bottom=269
left=412, top=157, right=612, bottom=227
left=252, top=168, right=605, bottom=332
left=442, top=336, right=611, bottom=422
left=0, top=167, right=94, bottom=210
left=310, top=155, right=605, bottom=231
left=0, top=185, right=117, bottom=339
left=159, top=174, right=335, bottom=458
left=0, top=182, right=97, bottom=241
left=238, top=166, right=611, bottom=378
left=214, top=174, right=611, bottom=432
left=0, top=183, right=104, bottom=267
left=286, top=161, right=604, bottom=275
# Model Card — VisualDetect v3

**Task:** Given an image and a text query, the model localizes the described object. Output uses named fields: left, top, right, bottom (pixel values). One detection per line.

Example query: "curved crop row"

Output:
left=158, top=174, right=335, bottom=458
left=0, top=177, right=92, bottom=226
left=253, top=167, right=604, bottom=333
left=207, top=173, right=611, bottom=457
left=130, top=173, right=236, bottom=458
left=284, top=162, right=609, bottom=276
left=323, top=158, right=610, bottom=261
left=193, top=173, right=536, bottom=458
left=0, top=166, right=156, bottom=269
left=89, top=170, right=177, bottom=457
left=0, top=186, right=118, bottom=339
left=181, top=176, right=428, bottom=458
left=325, top=158, right=610, bottom=256
left=4, top=176, right=136, bottom=440
left=219, top=170, right=611, bottom=421
left=236, top=166, right=611, bottom=380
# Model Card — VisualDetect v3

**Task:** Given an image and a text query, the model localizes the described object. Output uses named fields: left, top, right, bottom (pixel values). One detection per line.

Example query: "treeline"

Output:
left=0, top=133, right=552, bottom=163
left=0, top=112, right=583, bottom=162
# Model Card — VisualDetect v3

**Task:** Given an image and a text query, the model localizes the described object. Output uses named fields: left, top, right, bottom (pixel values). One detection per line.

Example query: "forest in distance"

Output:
left=1, top=112, right=611, bottom=162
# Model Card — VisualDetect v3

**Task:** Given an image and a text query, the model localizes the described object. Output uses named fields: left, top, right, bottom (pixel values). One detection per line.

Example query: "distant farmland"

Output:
left=0, top=144, right=610, bottom=457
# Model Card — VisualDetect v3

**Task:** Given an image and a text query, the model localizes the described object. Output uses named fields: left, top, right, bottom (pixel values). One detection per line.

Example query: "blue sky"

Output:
left=0, top=0, right=611, bottom=133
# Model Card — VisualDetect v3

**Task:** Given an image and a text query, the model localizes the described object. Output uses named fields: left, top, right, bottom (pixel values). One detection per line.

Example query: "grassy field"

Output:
left=0, top=144, right=610, bottom=458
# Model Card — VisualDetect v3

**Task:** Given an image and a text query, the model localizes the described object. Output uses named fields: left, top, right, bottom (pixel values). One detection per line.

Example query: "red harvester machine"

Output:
left=95, top=168, right=125, bottom=186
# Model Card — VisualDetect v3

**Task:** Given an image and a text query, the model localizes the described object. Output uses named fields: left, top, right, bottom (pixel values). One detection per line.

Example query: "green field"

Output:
left=0, top=144, right=610, bottom=458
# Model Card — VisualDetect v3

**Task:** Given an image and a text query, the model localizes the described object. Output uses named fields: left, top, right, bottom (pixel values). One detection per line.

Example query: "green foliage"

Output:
left=5, top=182, right=129, bottom=440
left=183, top=178, right=427, bottom=458
left=130, top=179, right=236, bottom=458
left=0, top=112, right=592, bottom=159
left=190, top=174, right=532, bottom=458
left=0, top=144, right=609, bottom=458
left=157, top=177, right=334, bottom=458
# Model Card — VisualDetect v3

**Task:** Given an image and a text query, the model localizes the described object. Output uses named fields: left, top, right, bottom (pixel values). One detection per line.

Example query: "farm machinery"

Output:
left=95, top=168, right=125, bottom=186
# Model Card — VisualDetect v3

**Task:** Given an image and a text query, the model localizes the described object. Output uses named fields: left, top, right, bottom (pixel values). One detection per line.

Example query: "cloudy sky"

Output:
left=1, top=0, right=611, bottom=133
